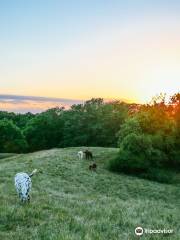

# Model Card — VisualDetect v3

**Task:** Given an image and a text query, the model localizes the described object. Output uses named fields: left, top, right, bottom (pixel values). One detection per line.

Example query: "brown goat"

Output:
left=89, top=163, right=97, bottom=171
left=84, top=150, right=93, bottom=160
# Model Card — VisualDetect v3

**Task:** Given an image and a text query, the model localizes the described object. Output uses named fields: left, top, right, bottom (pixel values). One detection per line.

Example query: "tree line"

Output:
left=0, top=98, right=129, bottom=153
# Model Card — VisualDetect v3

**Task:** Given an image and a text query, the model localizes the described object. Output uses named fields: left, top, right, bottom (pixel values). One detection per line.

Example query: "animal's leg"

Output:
left=20, top=193, right=24, bottom=203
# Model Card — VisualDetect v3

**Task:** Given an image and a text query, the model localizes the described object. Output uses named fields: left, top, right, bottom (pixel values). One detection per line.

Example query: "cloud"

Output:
left=0, top=95, right=83, bottom=113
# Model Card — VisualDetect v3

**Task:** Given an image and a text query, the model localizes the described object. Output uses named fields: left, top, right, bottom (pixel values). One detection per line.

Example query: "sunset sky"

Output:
left=0, top=0, right=180, bottom=112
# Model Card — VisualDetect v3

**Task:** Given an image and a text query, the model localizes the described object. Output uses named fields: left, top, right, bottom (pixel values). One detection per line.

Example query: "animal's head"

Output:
left=29, top=169, right=38, bottom=177
left=31, top=169, right=38, bottom=175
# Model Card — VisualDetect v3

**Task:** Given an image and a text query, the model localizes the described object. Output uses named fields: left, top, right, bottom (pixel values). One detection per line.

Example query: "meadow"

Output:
left=0, top=147, right=179, bottom=240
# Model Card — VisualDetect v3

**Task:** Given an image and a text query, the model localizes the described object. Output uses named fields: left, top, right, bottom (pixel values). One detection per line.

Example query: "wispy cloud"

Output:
left=0, top=95, right=83, bottom=113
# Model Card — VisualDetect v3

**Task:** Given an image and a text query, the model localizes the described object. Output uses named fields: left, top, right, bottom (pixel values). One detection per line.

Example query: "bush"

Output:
left=109, top=154, right=174, bottom=183
left=110, top=133, right=153, bottom=173
left=110, top=132, right=167, bottom=172
left=109, top=95, right=179, bottom=183
left=141, top=168, right=175, bottom=184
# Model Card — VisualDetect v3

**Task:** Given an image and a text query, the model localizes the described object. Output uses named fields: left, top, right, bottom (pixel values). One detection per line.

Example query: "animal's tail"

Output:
left=29, top=169, right=38, bottom=177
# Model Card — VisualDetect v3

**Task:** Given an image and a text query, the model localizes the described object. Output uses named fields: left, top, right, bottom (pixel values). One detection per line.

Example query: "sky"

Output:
left=0, top=0, right=180, bottom=112
left=0, top=94, right=83, bottom=113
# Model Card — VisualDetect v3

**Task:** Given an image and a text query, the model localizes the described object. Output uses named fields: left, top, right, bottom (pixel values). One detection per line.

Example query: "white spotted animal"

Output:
left=14, top=169, right=37, bottom=202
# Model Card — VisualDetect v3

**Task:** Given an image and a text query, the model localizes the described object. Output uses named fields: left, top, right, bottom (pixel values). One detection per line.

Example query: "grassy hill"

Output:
left=0, top=147, right=179, bottom=240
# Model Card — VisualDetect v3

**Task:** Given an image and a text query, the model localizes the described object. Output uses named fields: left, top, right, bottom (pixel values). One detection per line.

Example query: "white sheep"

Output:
left=14, top=169, right=37, bottom=202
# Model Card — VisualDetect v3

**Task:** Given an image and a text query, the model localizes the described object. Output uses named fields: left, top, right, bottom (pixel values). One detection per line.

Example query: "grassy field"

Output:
left=0, top=147, right=179, bottom=240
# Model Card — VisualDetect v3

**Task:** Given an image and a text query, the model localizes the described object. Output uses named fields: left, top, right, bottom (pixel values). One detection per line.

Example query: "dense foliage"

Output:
left=109, top=93, right=180, bottom=182
left=0, top=98, right=129, bottom=153
left=0, top=120, right=27, bottom=153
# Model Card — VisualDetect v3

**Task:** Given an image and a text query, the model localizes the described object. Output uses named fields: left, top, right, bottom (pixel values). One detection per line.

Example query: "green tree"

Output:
left=109, top=93, right=179, bottom=183
left=61, top=99, right=128, bottom=147
left=24, top=108, right=64, bottom=151
left=0, top=119, right=27, bottom=153
left=169, top=93, right=180, bottom=168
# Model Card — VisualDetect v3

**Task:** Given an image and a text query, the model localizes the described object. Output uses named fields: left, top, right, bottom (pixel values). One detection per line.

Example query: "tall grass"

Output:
left=0, top=147, right=179, bottom=239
